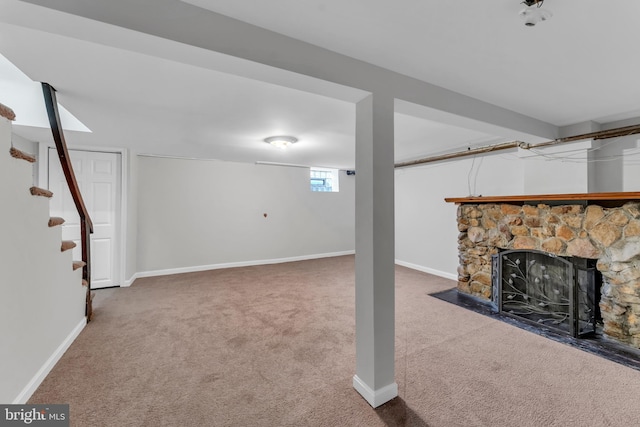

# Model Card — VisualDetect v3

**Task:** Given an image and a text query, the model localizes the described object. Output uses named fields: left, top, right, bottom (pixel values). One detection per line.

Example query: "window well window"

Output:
left=310, top=168, right=340, bottom=192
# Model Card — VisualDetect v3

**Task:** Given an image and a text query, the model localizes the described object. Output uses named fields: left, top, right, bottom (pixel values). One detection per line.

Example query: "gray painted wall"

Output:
left=133, top=137, right=639, bottom=280
left=520, top=141, right=592, bottom=194
left=395, top=151, right=524, bottom=278
left=136, top=156, right=355, bottom=273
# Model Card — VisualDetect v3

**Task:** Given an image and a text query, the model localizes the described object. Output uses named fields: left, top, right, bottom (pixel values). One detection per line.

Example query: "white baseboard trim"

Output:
left=13, top=317, right=86, bottom=404
left=122, top=273, right=138, bottom=287
left=395, top=259, right=457, bottom=281
left=353, top=375, right=398, bottom=408
left=135, top=250, right=356, bottom=280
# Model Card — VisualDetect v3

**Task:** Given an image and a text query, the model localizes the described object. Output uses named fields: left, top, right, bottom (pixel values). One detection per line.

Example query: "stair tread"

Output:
left=9, top=147, right=36, bottom=163
left=48, top=217, right=65, bottom=227
left=82, top=279, right=89, bottom=287
left=0, top=102, right=15, bottom=121
left=30, top=186, right=53, bottom=198
left=72, top=261, right=86, bottom=271
left=61, top=240, right=77, bottom=252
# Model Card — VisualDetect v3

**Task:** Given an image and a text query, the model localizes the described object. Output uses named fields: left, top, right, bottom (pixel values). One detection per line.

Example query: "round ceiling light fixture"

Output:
left=264, top=135, right=298, bottom=149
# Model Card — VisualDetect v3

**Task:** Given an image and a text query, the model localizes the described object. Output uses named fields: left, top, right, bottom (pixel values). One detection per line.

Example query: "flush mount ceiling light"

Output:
left=264, top=135, right=298, bottom=149
left=519, top=0, right=552, bottom=27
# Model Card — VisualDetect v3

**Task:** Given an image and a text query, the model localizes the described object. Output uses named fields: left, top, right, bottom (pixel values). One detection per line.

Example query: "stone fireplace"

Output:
left=446, top=193, right=640, bottom=348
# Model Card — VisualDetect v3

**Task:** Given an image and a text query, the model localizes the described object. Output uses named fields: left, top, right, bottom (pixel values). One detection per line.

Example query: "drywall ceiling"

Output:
left=182, top=0, right=640, bottom=126
left=1, top=0, right=639, bottom=168
left=0, top=23, right=358, bottom=168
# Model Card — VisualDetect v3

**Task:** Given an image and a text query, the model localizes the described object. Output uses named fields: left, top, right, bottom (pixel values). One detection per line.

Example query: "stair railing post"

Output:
left=81, top=221, right=92, bottom=318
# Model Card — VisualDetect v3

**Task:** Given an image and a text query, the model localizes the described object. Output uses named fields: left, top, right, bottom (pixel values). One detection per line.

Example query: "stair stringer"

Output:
left=0, top=112, right=86, bottom=404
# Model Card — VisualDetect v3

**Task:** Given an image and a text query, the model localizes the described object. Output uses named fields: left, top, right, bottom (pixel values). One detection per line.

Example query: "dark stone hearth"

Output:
left=430, top=288, right=640, bottom=371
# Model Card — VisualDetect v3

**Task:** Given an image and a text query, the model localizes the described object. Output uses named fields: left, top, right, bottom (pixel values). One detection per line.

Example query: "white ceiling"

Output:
left=183, top=0, right=640, bottom=126
left=1, top=0, right=639, bottom=169
left=0, top=22, right=358, bottom=168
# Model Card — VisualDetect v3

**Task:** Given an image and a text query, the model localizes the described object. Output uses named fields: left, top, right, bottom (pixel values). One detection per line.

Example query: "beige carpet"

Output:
left=29, top=256, right=640, bottom=426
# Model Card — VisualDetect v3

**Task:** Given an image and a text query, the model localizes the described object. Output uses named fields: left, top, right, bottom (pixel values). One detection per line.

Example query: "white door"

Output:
left=48, top=149, right=121, bottom=289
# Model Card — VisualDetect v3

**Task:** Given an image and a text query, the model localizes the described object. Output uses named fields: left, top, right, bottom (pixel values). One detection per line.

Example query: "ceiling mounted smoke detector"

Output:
left=519, top=0, right=552, bottom=27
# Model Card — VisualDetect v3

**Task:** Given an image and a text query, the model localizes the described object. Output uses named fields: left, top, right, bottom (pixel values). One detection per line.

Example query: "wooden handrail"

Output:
left=41, top=82, right=94, bottom=318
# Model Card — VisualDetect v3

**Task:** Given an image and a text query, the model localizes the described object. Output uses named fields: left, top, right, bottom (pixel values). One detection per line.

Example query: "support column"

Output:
left=353, top=93, right=397, bottom=408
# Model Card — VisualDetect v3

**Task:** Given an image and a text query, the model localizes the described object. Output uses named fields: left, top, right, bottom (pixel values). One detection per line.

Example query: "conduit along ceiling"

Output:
left=1, top=0, right=639, bottom=170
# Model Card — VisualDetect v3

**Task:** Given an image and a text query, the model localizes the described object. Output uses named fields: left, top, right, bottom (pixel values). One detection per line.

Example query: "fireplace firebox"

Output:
left=491, top=250, right=601, bottom=338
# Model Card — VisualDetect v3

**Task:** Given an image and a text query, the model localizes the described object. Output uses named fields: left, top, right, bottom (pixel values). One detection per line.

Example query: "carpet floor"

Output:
left=29, top=255, right=640, bottom=426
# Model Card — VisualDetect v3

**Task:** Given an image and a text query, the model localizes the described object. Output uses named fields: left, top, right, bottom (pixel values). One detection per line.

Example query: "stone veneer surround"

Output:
left=455, top=201, right=640, bottom=348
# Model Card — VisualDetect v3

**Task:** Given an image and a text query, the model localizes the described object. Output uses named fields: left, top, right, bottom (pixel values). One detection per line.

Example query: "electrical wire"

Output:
left=473, top=155, right=484, bottom=196
left=515, top=141, right=640, bottom=161
left=527, top=149, right=640, bottom=163
left=517, top=136, right=622, bottom=159
left=516, top=133, right=640, bottom=163
left=497, top=147, right=640, bottom=163
left=467, top=154, right=477, bottom=197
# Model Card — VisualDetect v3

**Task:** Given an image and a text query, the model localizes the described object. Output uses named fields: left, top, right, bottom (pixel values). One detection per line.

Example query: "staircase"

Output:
left=10, top=147, right=86, bottom=271
left=2, top=102, right=92, bottom=318
left=1, top=101, right=89, bottom=403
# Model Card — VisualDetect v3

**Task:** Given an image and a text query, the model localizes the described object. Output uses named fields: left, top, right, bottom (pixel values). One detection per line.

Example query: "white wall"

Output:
left=124, top=152, right=138, bottom=283
left=623, top=137, right=640, bottom=191
left=520, top=140, right=593, bottom=194
left=10, top=132, right=37, bottom=156
left=589, top=135, right=640, bottom=192
left=136, top=156, right=355, bottom=274
left=131, top=136, right=640, bottom=281
left=394, top=138, right=640, bottom=280
left=395, top=151, right=524, bottom=278
left=0, top=116, right=86, bottom=403
left=11, top=132, right=38, bottom=185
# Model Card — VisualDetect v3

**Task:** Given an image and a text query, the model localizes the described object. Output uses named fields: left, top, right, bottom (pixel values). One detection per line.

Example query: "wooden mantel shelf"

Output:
left=445, top=191, right=640, bottom=206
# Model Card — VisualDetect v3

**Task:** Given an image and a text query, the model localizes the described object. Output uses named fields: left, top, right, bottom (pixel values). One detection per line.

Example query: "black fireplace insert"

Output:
left=491, top=250, right=601, bottom=338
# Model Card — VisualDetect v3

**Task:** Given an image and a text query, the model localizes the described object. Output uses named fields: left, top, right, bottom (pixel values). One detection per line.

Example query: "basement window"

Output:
left=310, top=168, right=339, bottom=192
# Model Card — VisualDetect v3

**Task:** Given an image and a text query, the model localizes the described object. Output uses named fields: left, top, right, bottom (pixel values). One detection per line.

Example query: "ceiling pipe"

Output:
left=525, top=123, right=640, bottom=148
left=394, top=123, right=640, bottom=169
left=394, top=141, right=521, bottom=169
